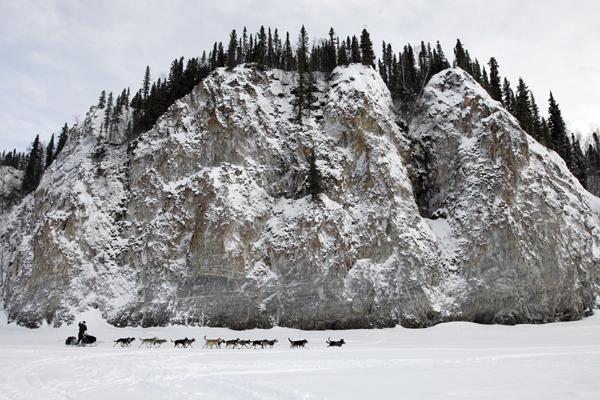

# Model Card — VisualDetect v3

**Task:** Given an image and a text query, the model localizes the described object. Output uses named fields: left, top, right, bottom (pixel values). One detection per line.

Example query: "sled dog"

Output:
left=288, top=338, right=308, bottom=348
left=203, top=336, right=225, bottom=348
left=326, top=338, right=346, bottom=347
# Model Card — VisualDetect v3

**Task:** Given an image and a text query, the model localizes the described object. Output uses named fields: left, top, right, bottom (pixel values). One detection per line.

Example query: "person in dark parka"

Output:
left=76, top=321, right=87, bottom=345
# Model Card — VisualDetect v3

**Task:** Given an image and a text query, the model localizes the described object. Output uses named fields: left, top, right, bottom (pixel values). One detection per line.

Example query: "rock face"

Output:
left=0, top=166, right=23, bottom=214
left=0, top=64, right=598, bottom=328
left=410, top=69, right=599, bottom=324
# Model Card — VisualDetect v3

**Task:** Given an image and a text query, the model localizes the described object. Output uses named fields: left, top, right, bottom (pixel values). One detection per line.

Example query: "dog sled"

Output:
left=65, top=334, right=97, bottom=346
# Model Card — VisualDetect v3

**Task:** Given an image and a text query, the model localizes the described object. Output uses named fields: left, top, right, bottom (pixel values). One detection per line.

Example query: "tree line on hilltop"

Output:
left=2, top=26, right=597, bottom=197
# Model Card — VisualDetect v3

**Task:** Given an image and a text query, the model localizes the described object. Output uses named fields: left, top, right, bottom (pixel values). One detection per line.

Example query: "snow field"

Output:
left=1, top=310, right=600, bottom=399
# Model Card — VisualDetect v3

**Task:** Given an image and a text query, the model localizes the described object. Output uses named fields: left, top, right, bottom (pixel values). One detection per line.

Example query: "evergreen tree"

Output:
left=241, top=27, right=248, bottom=61
left=45, top=134, right=55, bottom=169
left=283, top=32, right=294, bottom=71
left=453, top=39, right=471, bottom=73
left=104, top=92, right=113, bottom=133
left=56, top=123, right=68, bottom=156
left=142, top=66, right=151, bottom=100
left=22, top=134, right=44, bottom=194
left=571, top=134, right=587, bottom=186
left=359, top=29, right=375, bottom=67
left=379, top=41, right=389, bottom=85
left=548, top=92, right=572, bottom=166
left=435, top=41, right=449, bottom=71
left=589, top=132, right=600, bottom=169
left=109, top=92, right=123, bottom=139
left=380, top=41, right=393, bottom=82
left=487, top=57, right=502, bottom=101
left=481, top=66, right=490, bottom=92
left=513, top=78, right=532, bottom=131
left=337, top=41, right=349, bottom=66
left=471, top=59, right=482, bottom=83
left=256, top=26, right=267, bottom=65
left=502, top=78, right=515, bottom=113
left=540, top=118, right=551, bottom=147
left=267, top=27, right=274, bottom=67
left=417, top=41, right=430, bottom=83
left=98, top=90, right=106, bottom=108
left=431, top=45, right=447, bottom=75
left=529, top=92, right=542, bottom=141
left=226, top=29, right=238, bottom=69
left=210, top=42, right=218, bottom=68
left=402, top=45, right=419, bottom=93
left=350, top=35, right=361, bottom=63
left=217, top=42, right=225, bottom=67
left=296, top=25, right=309, bottom=121
left=322, top=27, right=337, bottom=74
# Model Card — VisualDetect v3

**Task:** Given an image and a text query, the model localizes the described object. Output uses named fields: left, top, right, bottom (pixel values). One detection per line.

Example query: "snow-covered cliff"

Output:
left=0, top=64, right=598, bottom=328
left=410, top=69, right=599, bottom=323
left=0, top=166, right=22, bottom=214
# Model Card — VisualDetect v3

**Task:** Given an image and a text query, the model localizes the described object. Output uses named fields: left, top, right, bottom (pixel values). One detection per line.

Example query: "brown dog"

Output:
left=203, top=336, right=225, bottom=349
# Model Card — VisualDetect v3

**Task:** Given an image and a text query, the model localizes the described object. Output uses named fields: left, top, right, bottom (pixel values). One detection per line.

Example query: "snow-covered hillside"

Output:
left=0, top=64, right=598, bottom=329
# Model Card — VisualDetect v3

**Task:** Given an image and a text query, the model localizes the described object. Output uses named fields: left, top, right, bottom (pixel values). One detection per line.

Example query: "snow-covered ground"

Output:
left=1, top=310, right=599, bottom=400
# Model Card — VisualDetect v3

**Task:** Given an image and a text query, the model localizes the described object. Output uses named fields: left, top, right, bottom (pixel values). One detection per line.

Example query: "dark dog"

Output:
left=238, top=340, right=252, bottom=349
left=225, top=338, right=240, bottom=349
left=252, top=339, right=266, bottom=349
left=114, top=337, right=136, bottom=347
left=172, top=338, right=187, bottom=348
left=288, top=338, right=308, bottom=348
left=263, top=339, right=278, bottom=348
left=326, top=338, right=346, bottom=347
left=172, top=338, right=195, bottom=348
left=65, top=336, right=77, bottom=346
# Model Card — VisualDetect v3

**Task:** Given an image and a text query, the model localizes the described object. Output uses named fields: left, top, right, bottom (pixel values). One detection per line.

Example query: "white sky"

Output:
left=1, top=0, right=598, bottom=151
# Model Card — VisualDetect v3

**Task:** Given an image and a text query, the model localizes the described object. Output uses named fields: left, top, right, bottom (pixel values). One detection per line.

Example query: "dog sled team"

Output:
left=111, top=336, right=345, bottom=349
left=66, top=321, right=346, bottom=349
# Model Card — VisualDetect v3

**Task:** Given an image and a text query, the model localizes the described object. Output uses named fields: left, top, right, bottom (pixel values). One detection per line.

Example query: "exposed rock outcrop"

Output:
left=0, top=166, right=23, bottom=214
left=0, top=64, right=597, bottom=328
left=410, top=69, right=599, bottom=323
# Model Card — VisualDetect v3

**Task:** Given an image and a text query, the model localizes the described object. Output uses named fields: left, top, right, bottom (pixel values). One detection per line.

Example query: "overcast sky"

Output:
left=1, top=0, right=598, bottom=151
